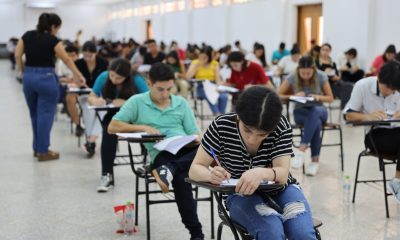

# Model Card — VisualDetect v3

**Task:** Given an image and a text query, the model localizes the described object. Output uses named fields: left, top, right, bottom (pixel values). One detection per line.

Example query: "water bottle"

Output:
left=343, top=175, right=351, bottom=204
left=123, top=202, right=135, bottom=236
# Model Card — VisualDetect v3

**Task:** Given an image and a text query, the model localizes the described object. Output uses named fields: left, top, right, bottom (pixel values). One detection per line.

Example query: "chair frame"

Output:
left=351, top=124, right=397, bottom=218
left=126, top=139, right=215, bottom=240
left=186, top=179, right=322, bottom=240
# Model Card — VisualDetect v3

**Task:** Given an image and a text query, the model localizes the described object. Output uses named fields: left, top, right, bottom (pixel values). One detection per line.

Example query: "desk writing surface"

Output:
left=67, top=87, right=92, bottom=94
left=88, top=104, right=119, bottom=111
left=347, top=119, right=400, bottom=126
left=185, top=178, right=282, bottom=194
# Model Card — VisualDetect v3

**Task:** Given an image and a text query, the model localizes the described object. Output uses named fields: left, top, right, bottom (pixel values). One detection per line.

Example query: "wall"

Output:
left=0, top=2, right=109, bottom=43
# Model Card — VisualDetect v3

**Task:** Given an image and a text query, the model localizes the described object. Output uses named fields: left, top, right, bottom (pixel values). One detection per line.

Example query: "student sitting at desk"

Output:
left=108, top=63, right=205, bottom=240
left=227, top=51, right=273, bottom=108
left=189, top=86, right=316, bottom=239
left=73, top=41, right=109, bottom=157
left=344, top=61, right=400, bottom=203
left=278, top=56, right=334, bottom=176
left=186, top=47, right=228, bottom=116
left=88, top=58, right=148, bottom=193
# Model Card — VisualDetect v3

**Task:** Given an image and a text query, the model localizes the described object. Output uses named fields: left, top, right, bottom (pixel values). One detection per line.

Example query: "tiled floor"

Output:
left=0, top=60, right=399, bottom=240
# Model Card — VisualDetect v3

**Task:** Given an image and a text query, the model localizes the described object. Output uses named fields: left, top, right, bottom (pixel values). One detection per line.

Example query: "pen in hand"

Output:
left=210, top=147, right=229, bottom=183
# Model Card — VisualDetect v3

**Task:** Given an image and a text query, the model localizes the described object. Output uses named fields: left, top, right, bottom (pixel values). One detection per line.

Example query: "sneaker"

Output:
left=291, top=151, right=305, bottom=169
left=152, top=165, right=174, bottom=193
left=305, top=162, right=319, bottom=176
left=84, top=142, right=96, bottom=158
left=75, top=125, right=85, bottom=137
left=97, top=173, right=114, bottom=193
left=387, top=179, right=400, bottom=204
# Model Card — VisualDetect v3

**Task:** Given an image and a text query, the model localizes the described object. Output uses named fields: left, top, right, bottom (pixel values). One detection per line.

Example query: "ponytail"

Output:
left=36, top=12, right=62, bottom=33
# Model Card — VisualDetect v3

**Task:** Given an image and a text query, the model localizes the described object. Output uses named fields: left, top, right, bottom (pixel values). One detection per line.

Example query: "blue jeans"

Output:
left=23, top=67, right=59, bottom=154
left=226, top=184, right=316, bottom=240
left=293, top=106, right=328, bottom=157
left=196, top=83, right=228, bottom=115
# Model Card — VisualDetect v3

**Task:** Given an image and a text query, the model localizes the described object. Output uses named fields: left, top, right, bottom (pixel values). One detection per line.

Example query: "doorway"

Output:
left=145, top=20, right=153, bottom=40
left=297, top=4, right=323, bottom=54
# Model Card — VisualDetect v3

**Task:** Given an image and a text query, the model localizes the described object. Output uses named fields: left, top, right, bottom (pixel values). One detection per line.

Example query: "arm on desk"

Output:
left=235, top=155, right=290, bottom=195
left=189, top=146, right=231, bottom=185
left=88, top=92, right=106, bottom=106
left=108, top=119, right=160, bottom=135
left=345, top=110, right=388, bottom=122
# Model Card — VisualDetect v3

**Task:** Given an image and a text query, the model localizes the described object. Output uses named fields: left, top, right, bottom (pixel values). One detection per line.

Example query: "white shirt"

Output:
left=343, top=77, right=400, bottom=115
left=278, top=55, right=298, bottom=75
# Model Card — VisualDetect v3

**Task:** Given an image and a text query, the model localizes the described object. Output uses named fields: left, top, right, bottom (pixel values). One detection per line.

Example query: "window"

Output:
left=211, top=0, right=223, bottom=6
left=192, top=0, right=209, bottom=9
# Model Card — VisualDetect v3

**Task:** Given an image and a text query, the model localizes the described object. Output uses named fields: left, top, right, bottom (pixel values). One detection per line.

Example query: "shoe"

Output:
left=37, top=150, right=59, bottom=161
left=305, top=162, right=319, bottom=176
left=97, top=173, right=114, bottom=193
left=75, top=125, right=85, bottom=137
left=291, top=151, right=305, bottom=169
left=84, top=142, right=96, bottom=158
left=152, top=165, right=174, bottom=193
left=387, top=179, right=400, bottom=204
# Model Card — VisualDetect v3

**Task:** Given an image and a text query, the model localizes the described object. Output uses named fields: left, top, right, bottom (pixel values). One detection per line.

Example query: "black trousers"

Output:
left=341, top=70, right=365, bottom=83
left=365, top=127, right=400, bottom=171
left=100, top=109, right=119, bottom=176
left=153, top=146, right=204, bottom=239
left=329, top=79, right=354, bottom=109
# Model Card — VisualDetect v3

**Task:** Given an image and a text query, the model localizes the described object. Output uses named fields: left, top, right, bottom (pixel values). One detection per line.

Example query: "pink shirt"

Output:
left=371, top=55, right=385, bottom=76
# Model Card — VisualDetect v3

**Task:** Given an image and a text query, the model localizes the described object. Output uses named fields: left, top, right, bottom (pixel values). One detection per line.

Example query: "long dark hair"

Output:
left=383, top=44, right=396, bottom=62
left=166, top=50, right=181, bottom=70
left=295, top=56, right=319, bottom=93
left=102, top=58, right=136, bottom=100
left=254, top=43, right=267, bottom=68
left=36, top=13, right=62, bottom=33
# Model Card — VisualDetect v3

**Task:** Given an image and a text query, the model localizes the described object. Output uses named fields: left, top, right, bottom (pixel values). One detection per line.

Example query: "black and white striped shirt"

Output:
left=201, top=113, right=297, bottom=187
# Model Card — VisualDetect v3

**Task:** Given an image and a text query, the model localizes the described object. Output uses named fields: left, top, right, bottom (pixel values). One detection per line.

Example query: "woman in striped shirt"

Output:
left=189, top=86, right=316, bottom=239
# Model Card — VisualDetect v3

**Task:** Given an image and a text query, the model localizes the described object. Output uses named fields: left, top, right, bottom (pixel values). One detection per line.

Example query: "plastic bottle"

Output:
left=343, top=175, right=351, bottom=204
left=123, top=201, right=135, bottom=236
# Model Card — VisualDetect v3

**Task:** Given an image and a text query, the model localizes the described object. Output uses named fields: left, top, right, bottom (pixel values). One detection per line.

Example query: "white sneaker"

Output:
left=97, top=173, right=114, bottom=193
left=291, top=151, right=305, bottom=169
left=306, top=163, right=319, bottom=176
left=387, top=179, right=400, bottom=204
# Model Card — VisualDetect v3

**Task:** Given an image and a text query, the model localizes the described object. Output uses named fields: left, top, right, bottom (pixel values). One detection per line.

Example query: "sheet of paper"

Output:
left=68, top=87, right=92, bottom=92
left=217, top=85, right=239, bottom=93
left=116, top=132, right=148, bottom=139
left=289, top=96, right=314, bottom=104
left=137, top=64, right=151, bottom=73
left=154, top=135, right=197, bottom=155
left=202, top=80, right=219, bottom=105
left=220, top=179, right=275, bottom=186
left=87, top=104, right=115, bottom=109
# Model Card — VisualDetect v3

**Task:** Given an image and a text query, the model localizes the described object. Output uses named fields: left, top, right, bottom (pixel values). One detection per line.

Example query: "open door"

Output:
left=146, top=20, right=153, bottom=40
left=297, top=4, right=323, bottom=54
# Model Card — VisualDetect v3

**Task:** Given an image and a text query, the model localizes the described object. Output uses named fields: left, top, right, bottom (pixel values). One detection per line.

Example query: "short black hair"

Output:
left=146, top=39, right=156, bottom=45
left=279, top=42, right=286, bottom=50
left=149, top=63, right=175, bottom=84
left=65, top=45, right=79, bottom=54
left=378, top=61, right=400, bottom=91
left=82, top=41, right=96, bottom=53
left=345, top=48, right=357, bottom=57
left=236, top=86, right=283, bottom=132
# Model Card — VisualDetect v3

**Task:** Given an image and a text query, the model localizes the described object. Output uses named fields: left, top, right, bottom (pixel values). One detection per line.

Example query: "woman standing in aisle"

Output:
left=15, top=13, right=85, bottom=161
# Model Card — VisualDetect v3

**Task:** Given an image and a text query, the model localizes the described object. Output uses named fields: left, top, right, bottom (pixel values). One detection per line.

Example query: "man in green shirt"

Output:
left=108, top=63, right=204, bottom=240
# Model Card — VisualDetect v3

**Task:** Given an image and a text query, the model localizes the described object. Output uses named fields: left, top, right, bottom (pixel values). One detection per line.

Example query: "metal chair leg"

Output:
left=381, top=158, right=390, bottom=218
left=352, top=152, right=362, bottom=203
